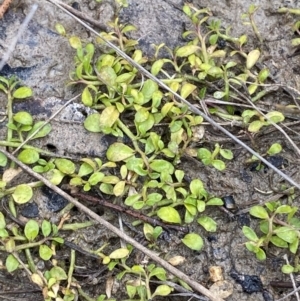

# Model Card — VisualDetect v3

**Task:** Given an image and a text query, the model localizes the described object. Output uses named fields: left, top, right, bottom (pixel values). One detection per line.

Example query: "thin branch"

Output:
left=47, top=0, right=107, bottom=30
left=276, top=286, right=300, bottom=301
left=0, top=4, right=38, bottom=70
left=45, top=0, right=300, bottom=190
left=0, top=149, right=224, bottom=301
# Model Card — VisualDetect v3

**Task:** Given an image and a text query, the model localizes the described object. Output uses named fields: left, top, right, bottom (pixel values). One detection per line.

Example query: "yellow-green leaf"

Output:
left=157, top=207, right=181, bottom=224
left=180, top=83, right=197, bottom=99
left=246, top=49, right=260, bottom=69
left=176, top=45, right=199, bottom=57
left=106, top=143, right=135, bottom=162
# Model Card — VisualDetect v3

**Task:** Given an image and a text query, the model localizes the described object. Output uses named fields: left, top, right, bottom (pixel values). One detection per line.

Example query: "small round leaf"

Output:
left=109, top=248, right=129, bottom=259
left=181, top=233, right=203, bottom=251
left=13, top=87, right=32, bottom=99
left=12, top=184, right=33, bottom=204
left=157, top=207, right=181, bottom=224
left=55, top=159, right=75, bottom=174
left=13, top=111, right=33, bottom=125
left=39, top=244, right=53, bottom=260
left=18, top=149, right=39, bottom=164
left=24, top=220, right=39, bottom=241
left=6, top=254, right=19, bottom=272
left=249, top=206, right=269, bottom=219
left=106, top=143, right=135, bottom=162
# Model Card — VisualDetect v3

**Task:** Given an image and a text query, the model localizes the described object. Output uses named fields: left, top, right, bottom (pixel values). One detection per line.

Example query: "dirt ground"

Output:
left=1, top=0, right=300, bottom=301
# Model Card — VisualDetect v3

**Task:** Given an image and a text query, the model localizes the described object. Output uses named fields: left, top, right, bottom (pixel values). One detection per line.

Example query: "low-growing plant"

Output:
left=242, top=199, right=299, bottom=266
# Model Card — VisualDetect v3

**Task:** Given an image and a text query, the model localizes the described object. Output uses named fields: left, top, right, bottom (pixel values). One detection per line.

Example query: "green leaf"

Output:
left=109, top=248, right=129, bottom=259
left=39, top=244, right=53, bottom=260
left=0, top=229, right=9, bottom=238
left=126, top=285, right=137, bottom=299
left=84, top=113, right=102, bottom=132
left=82, top=86, right=93, bottom=107
left=146, top=193, right=163, bottom=206
left=246, top=49, right=260, bottom=69
left=175, top=170, right=184, bottom=182
left=150, top=159, right=174, bottom=174
left=152, top=285, right=173, bottom=297
left=55, top=23, right=66, bottom=36
left=141, top=80, right=158, bottom=103
left=6, top=254, right=19, bottom=272
left=27, top=122, right=51, bottom=139
left=275, top=205, right=292, bottom=214
left=181, top=233, right=203, bottom=251
left=197, top=148, right=212, bottom=165
left=206, top=198, right=223, bottom=206
left=258, top=68, right=269, bottom=82
left=267, top=143, right=282, bottom=155
left=197, top=216, right=217, bottom=232
left=55, top=159, right=75, bottom=174
left=0, top=212, right=6, bottom=229
left=249, top=206, right=269, bottom=219
left=42, top=220, right=52, bottom=237
left=220, top=149, right=233, bottom=160
left=281, top=264, right=294, bottom=274
left=290, top=238, right=299, bottom=254
left=176, top=45, right=199, bottom=57
left=180, top=83, right=197, bottom=99
left=275, top=227, right=297, bottom=243
left=99, top=106, right=120, bottom=128
left=99, top=183, right=114, bottom=195
left=24, top=220, right=39, bottom=241
left=242, top=226, right=258, bottom=241
left=78, top=162, right=94, bottom=177
left=5, top=238, right=15, bottom=253
left=270, top=236, right=288, bottom=248
left=12, top=184, right=33, bottom=204
left=0, top=152, right=7, bottom=167
left=248, top=120, right=264, bottom=132
left=47, top=169, right=65, bottom=185
left=106, top=143, right=135, bottom=162
left=49, top=266, right=68, bottom=281
left=69, top=36, right=82, bottom=49
left=265, top=111, right=285, bottom=123
left=212, top=159, right=226, bottom=171
left=189, top=179, right=204, bottom=198
left=157, top=207, right=181, bottom=224
left=88, top=172, right=105, bottom=185
left=113, top=180, right=126, bottom=196
left=13, top=87, right=33, bottom=99
left=13, top=111, right=33, bottom=125
left=18, top=149, right=39, bottom=164
left=256, top=248, right=266, bottom=260
left=151, top=59, right=164, bottom=76
left=125, top=194, right=142, bottom=206
left=149, top=267, right=166, bottom=280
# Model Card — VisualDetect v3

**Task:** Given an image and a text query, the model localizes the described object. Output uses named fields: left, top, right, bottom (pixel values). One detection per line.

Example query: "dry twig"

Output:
left=0, top=0, right=13, bottom=19
left=0, top=149, right=224, bottom=301
left=0, top=4, right=38, bottom=70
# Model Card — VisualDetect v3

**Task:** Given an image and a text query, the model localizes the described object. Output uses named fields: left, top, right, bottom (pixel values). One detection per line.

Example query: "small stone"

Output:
left=209, top=266, right=224, bottom=282
left=20, top=202, right=39, bottom=218
left=209, top=280, right=233, bottom=299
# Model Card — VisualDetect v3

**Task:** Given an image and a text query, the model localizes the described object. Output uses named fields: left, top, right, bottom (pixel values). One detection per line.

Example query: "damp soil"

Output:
left=1, top=0, right=300, bottom=301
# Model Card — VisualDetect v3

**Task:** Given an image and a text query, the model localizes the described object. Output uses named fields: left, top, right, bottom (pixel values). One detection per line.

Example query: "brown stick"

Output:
left=0, top=149, right=224, bottom=301
left=0, top=0, right=13, bottom=18
left=50, top=0, right=107, bottom=30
